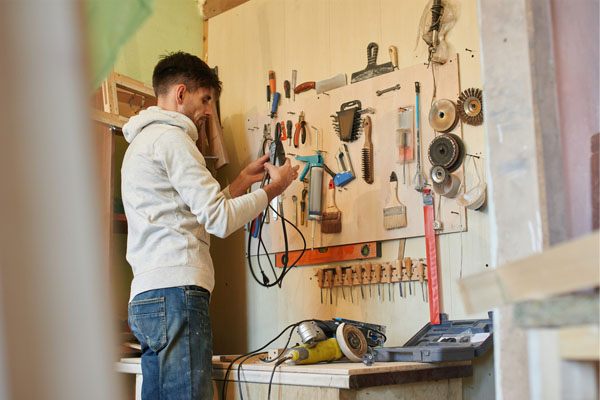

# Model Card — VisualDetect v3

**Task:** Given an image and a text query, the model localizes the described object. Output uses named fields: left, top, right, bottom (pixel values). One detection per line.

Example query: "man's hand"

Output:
left=229, top=154, right=270, bottom=198
left=263, top=158, right=299, bottom=202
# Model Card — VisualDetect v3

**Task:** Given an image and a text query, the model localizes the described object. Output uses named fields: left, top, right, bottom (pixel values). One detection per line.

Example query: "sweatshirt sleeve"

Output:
left=154, top=129, right=268, bottom=238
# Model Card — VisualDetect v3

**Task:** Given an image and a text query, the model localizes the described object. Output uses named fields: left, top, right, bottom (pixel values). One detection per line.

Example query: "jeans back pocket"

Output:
left=129, top=297, right=167, bottom=353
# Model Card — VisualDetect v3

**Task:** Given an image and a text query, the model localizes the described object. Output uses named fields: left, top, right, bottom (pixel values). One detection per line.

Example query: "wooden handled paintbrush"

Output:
left=321, top=179, right=342, bottom=233
left=383, top=171, right=407, bottom=229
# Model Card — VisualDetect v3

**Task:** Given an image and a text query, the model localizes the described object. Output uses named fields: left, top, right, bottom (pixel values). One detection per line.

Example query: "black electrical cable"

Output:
left=221, top=322, right=298, bottom=400
left=246, top=199, right=306, bottom=289
left=267, top=356, right=292, bottom=400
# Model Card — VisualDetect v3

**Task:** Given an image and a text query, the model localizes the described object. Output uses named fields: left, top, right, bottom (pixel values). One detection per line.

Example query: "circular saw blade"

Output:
left=428, top=134, right=459, bottom=169
left=457, top=88, right=483, bottom=126
left=336, top=323, right=368, bottom=362
left=428, top=99, right=458, bottom=133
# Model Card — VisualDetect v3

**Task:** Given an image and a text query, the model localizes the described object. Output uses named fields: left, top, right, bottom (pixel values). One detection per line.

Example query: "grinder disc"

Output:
left=457, top=88, right=483, bottom=126
left=445, top=133, right=466, bottom=172
left=428, top=134, right=459, bottom=169
left=428, top=99, right=458, bottom=133
left=336, top=323, right=368, bottom=362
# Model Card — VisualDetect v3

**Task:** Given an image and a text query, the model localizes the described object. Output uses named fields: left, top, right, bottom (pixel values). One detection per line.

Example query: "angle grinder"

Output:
left=285, top=319, right=385, bottom=365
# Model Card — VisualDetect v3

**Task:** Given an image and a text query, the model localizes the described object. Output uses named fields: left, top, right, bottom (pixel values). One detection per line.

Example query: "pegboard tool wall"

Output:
left=245, top=55, right=466, bottom=254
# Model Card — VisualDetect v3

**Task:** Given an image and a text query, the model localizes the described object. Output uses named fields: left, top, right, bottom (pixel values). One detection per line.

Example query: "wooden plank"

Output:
left=274, top=242, right=381, bottom=268
left=459, top=232, right=600, bottom=314
left=559, top=325, right=600, bottom=361
left=514, top=290, right=599, bottom=328
left=91, top=109, right=127, bottom=129
left=113, top=72, right=155, bottom=97
left=203, top=0, right=249, bottom=20
left=212, top=359, right=470, bottom=377
left=101, top=72, right=119, bottom=115
left=348, top=364, right=472, bottom=389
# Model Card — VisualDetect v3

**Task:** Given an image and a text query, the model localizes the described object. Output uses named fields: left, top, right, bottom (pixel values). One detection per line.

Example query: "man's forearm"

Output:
left=228, top=172, right=252, bottom=198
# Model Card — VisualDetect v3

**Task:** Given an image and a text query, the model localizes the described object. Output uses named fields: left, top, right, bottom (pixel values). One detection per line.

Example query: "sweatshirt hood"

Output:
left=122, top=106, right=198, bottom=143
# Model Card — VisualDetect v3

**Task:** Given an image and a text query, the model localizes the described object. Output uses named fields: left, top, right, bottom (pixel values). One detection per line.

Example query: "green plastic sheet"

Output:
left=87, top=0, right=156, bottom=89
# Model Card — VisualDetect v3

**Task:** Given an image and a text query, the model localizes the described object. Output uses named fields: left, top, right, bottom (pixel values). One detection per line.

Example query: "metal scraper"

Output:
left=351, top=42, right=395, bottom=83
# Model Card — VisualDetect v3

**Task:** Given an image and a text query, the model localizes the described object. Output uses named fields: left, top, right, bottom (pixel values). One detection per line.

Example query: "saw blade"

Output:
left=428, top=99, right=458, bottom=133
left=457, top=88, right=483, bottom=125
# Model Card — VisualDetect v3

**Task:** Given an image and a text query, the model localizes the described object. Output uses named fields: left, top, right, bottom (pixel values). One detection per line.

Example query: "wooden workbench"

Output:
left=116, top=356, right=472, bottom=399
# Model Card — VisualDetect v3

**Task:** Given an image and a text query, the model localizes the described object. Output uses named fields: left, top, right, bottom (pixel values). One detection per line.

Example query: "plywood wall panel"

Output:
left=208, top=9, right=492, bottom=398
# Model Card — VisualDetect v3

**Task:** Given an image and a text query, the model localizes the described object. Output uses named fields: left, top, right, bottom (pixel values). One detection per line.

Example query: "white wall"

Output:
left=207, top=1, right=493, bottom=397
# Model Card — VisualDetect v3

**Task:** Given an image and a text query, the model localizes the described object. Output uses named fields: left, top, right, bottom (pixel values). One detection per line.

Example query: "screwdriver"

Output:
left=266, top=85, right=271, bottom=109
left=417, top=262, right=427, bottom=302
left=404, top=257, right=413, bottom=295
left=384, top=263, right=393, bottom=302
left=317, top=269, right=324, bottom=304
left=326, top=270, right=334, bottom=304
left=374, top=263, right=382, bottom=302
left=286, top=120, right=293, bottom=146
left=284, top=80, right=291, bottom=103
left=352, top=264, right=364, bottom=300
left=336, top=266, right=345, bottom=301
left=364, top=263, right=372, bottom=298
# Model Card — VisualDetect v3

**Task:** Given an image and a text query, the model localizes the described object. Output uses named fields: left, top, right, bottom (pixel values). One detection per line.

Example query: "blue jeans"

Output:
left=128, top=286, right=213, bottom=400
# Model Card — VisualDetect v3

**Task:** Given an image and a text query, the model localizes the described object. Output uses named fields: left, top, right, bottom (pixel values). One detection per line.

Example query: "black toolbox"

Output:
left=363, top=313, right=493, bottom=365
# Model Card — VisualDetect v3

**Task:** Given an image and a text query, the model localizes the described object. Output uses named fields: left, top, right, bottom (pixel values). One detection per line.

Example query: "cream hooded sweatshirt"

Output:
left=122, top=107, right=268, bottom=301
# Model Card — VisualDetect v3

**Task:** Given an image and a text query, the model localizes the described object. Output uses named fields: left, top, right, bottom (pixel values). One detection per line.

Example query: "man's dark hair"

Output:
left=152, top=51, right=222, bottom=97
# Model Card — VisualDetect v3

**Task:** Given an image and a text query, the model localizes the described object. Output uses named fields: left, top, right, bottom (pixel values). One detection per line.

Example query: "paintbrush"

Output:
left=383, top=172, right=407, bottom=229
left=321, top=179, right=342, bottom=233
left=361, top=116, right=374, bottom=184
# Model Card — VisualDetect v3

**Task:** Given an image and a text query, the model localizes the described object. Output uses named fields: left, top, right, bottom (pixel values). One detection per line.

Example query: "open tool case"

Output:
left=363, top=313, right=493, bottom=365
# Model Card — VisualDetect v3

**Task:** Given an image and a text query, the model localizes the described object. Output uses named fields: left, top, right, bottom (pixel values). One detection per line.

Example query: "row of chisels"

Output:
left=314, top=258, right=428, bottom=304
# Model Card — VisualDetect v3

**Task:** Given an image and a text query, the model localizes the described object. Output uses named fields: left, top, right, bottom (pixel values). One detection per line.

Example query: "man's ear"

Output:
left=175, top=84, right=186, bottom=104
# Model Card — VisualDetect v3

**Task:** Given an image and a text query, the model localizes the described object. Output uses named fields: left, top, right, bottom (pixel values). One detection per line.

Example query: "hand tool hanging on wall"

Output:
left=457, top=88, right=483, bottom=125
left=428, top=99, right=458, bottom=133
left=361, top=116, right=374, bottom=183
left=374, top=263, right=382, bottom=301
left=345, top=268, right=354, bottom=303
left=384, top=263, right=393, bottom=302
left=376, top=84, right=401, bottom=97
left=284, top=80, right=291, bottom=103
left=352, top=264, right=364, bottom=300
left=266, top=85, right=271, bottom=109
left=291, top=70, right=297, bottom=101
left=351, top=42, right=395, bottom=83
left=294, top=73, right=347, bottom=95
left=364, top=263, right=372, bottom=298
left=383, top=172, right=407, bottom=229
left=269, top=70, right=280, bottom=118
left=317, top=269, right=324, bottom=304
left=294, top=112, right=306, bottom=148
left=388, top=46, right=398, bottom=69
left=334, top=144, right=356, bottom=187
left=292, top=195, right=298, bottom=226
left=321, top=179, right=342, bottom=234
left=416, top=261, right=427, bottom=302
left=286, top=120, right=293, bottom=146
left=422, top=189, right=441, bottom=324
left=331, top=100, right=363, bottom=142
left=279, top=121, right=287, bottom=142
left=326, top=270, right=334, bottom=304
left=336, top=266, right=346, bottom=301
left=403, top=257, right=412, bottom=296
left=397, top=107, right=414, bottom=184
left=413, top=82, right=427, bottom=191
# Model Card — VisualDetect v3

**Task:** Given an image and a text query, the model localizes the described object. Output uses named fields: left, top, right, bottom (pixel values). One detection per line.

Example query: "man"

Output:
left=121, top=52, right=298, bottom=399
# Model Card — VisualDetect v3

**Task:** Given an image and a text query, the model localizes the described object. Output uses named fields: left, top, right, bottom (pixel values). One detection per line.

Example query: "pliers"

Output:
left=294, top=111, right=306, bottom=148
